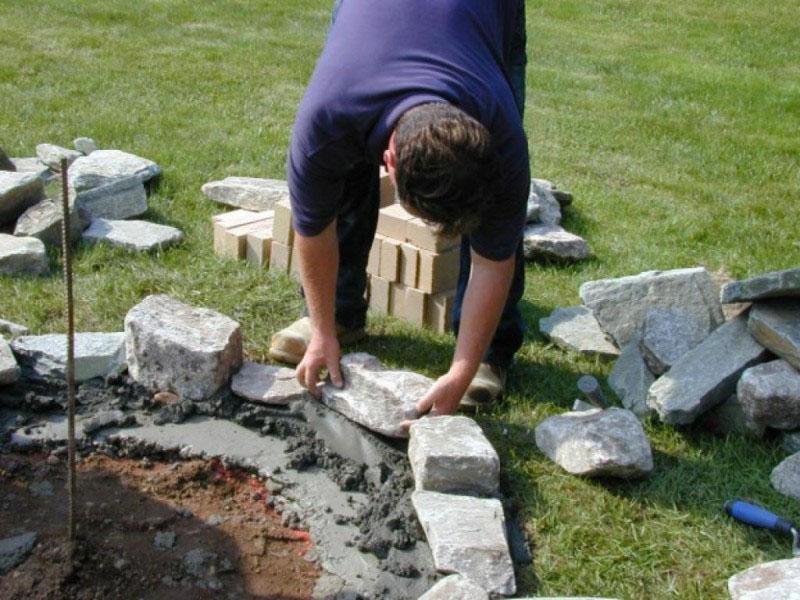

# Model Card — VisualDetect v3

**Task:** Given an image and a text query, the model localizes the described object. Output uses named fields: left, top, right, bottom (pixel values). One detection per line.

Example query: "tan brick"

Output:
left=269, top=241, right=292, bottom=273
left=369, top=275, right=391, bottom=315
left=212, top=209, right=270, bottom=256
left=399, top=243, right=419, bottom=287
left=376, top=203, right=412, bottom=241
left=379, top=167, right=396, bottom=208
left=367, top=236, right=382, bottom=276
left=405, top=217, right=460, bottom=252
left=379, top=238, right=401, bottom=281
left=389, top=282, right=406, bottom=317
left=418, top=245, right=461, bottom=294
left=426, top=289, right=456, bottom=333
left=245, top=219, right=275, bottom=268
left=273, top=199, right=294, bottom=246
left=215, top=217, right=273, bottom=260
left=403, top=287, right=427, bottom=327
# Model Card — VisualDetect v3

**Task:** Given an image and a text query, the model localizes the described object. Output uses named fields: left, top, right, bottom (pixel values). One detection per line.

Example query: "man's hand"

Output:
left=296, top=331, right=343, bottom=397
left=415, top=370, right=472, bottom=417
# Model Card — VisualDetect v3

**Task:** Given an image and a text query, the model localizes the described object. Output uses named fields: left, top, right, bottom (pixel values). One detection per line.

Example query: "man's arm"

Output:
left=414, top=249, right=515, bottom=416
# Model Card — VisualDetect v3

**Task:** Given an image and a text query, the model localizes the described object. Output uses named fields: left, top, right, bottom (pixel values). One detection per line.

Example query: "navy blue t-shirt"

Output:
left=288, top=0, right=530, bottom=261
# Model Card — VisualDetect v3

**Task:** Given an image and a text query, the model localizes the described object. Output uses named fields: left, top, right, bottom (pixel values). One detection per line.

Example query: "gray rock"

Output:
left=523, top=224, right=591, bottom=262
left=29, top=480, right=54, bottom=497
left=408, top=416, right=499, bottom=495
left=526, top=179, right=562, bottom=225
left=0, top=338, right=20, bottom=385
left=201, top=177, right=289, bottom=211
left=728, top=557, right=800, bottom=599
left=738, top=360, right=800, bottom=430
left=749, top=300, right=800, bottom=371
left=783, top=431, right=800, bottom=454
left=534, top=407, right=653, bottom=478
left=36, top=143, right=82, bottom=171
left=183, top=549, right=223, bottom=577
left=699, top=394, right=765, bottom=438
left=9, top=158, right=52, bottom=182
left=0, top=234, right=48, bottom=275
left=0, top=171, right=45, bottom=225
left=639, top=307, right=709, bottom=375
left=11, top=332, right=126, bottom=382
left=73, top=176, right=148, bottom=220
left=82, top=409, right=136, bottom=435
left=771, top=452, right=800, bottom=501
left=647, top=315, right=769, bottom=425
left=418, top=574, right=489, bottom=600
left=579, top=267, right=725, bottom=348
left=231, top=361, right=305, bottom=405
left=608, top=337, right=655, bottom=419
left=321, top=353, right=432, bottom=438
left=539, top=306, right=619, bottom=359
left=154, top=530, right=176, bottom=550
left=412, top=491, right=515, bottom=596
left=68, top=149, right=161, bottom=193
left=722, top=268, right=800, bottom=304
left=0, top=532, right=37, bottom=575
left=124, top=294, right=243, bottom=401
left=73, top=137, right=98, bottom=155
left=572, top=399, right=596, bottom=412
left=14, top=200, right=89, bottom=246
left=82, top=218, right=183, bottom=251
left=0, top=318, right=29, bottom=337
left=0, top=146, right=14, bottom=171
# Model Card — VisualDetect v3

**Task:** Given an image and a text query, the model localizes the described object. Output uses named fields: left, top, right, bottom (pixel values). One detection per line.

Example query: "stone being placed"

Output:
left=35, top=143, right=82, bottom=171
left=0, top=318, right=29, bottom=337
left=201, top=177, right=289, bottom=211
left=320, top=353, right=432, bottom=438
left=526, top=179, right=562, bottom=225
left=749, top=300, right=800, bottom=371
left=539, top=306, right=619, bottom=359
left=770, top=452, right=800, bottom=501
left=418, top=574, right=489, bottom=600
left=738, top=360, right=800, bottom=430
left=0, top=338, right=20, bottom=385
left=14, top=200, right=89, bottom=246
left=639, top=307, right=709, bottom=376
left=69, top=149, right=161, bottom=193
left=722, top=268, right=800, bottom=304
left=11, top=332, right=126, bottom=382
left=0, top=532, right=37, bottom=575
left=408, top=416, right=499, bottom=495
left=608, top=337, right=655, bottom=419
left=579, top=267, right=725, bottom=348
left=231, top=361, right=305, bottom=405
left=728, top=557, right=800, bottom=599
left=0, top=170, right=45, bottom=225
left=699, top=394, right=765, bottom=438
left=124, top=294, right=242, bottom=401
left=523, top=224, right=591, bottom=262
left=73, top=137, right=98, bottom=155
left=534, top=407, right=653, bottom=478
left=648, top=314, right=770, bottom=424
left=83, top=218, right=183, bottom=252
left=0, top=234, right=48, bottom=275
left=412, top=491, right=515, bottom=596
left=72, top=176, right=148, bottom=220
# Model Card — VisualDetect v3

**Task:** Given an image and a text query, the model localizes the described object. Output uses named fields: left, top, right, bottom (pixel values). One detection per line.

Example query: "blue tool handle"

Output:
left=725, top=500, right=795, bottom=536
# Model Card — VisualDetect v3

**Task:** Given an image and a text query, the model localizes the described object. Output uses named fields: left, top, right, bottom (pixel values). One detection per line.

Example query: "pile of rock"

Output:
left=0, top=141, right=182, bottom=275
left=523, top=178, right=592, bottom=263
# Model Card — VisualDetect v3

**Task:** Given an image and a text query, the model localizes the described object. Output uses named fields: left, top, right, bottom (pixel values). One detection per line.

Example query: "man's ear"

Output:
left=383, top=131, right=397, bottom=183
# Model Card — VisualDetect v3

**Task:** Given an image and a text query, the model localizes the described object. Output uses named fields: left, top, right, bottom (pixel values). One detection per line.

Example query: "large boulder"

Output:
left=201, top=177, right=289, bottom=211
left=534, top=407, right=653, bottom=478
left=539, top=306, right=619, bottom=359
left=0, top=171, right=45, bottom=225
left=0, top=338, right=20, bottom=385
left=722, top=268, right=800, bottom=304
left=523, top=224, right=591, bottom=262
left=647, top=315, right=769, bottom=425
left=124, top=295, right=242, bottom=401
left=82, top=218, right=183, bottom=252
left=579, top=268, right=724, bottom=348
left=770, top=452, right=800, bottom=502
left=608, top=336, right=655, bottom=419
left=320, top=353, right=432, bottom=438
left=231, top=361, right=305, bottom=405
left=11, top=332, right=125, bottom=382
left=36, top=143, right=82, bottom=171
left=738, top=360, right=800, bottom=430
left=728, top=557, right=800, bottom=599
left=639, top=307, right=709, bottom=376
left=72, top=176, right=148, bottom=220
left=14, top=200, right=89, bottom=246
left=68, top=149, right=161, bottom=193
left=749, top=300, right=800, bottom=371
left=0, top=234, right=48, bottom=275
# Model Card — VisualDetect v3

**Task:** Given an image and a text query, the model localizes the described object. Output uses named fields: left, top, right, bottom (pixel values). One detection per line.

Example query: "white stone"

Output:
left=770, top=452, right=800, bottom=502
left=608, top=337, right=655, bottom=419
left=83, top=218, right=183, bottom=251
left=523, top=224, right=591, bottom=262
left=73, top=176, right=148, bottom=220
left=728, top=557, right=800, bottom=599
left=572, top=399, right=596, bottom=412
left=0, top=234, right=48, bottom=275
left=0, top=171, right=45, bottom=225
left=73, top=137, right=98, bottom=155
left=0, top=338, right=20, bottom=385
left=320, top=353, right=432, bottom=438
left=68, top=149, right=161, bottom=192
left=9, top=157, right=51, bottom=181
left=201, top=177, right=289, bottom=211
left=639, top=307, right=709, bottom=375
left=14, top=200, right=88, bottom=246
left=526, top=179, right=562, bottom=225
left=722, top=268, right=800, bottom=304
left=124, top=294, right=242, bottom=401
left=231, top=361, right=305, bottom=405
left=412, top=491, right=515, bottom=596
left=535, top=408, right=653, bottom=478
left=10, top=332, right=126, bottom=382
left=738, top=360, right=800, bottom=430
left=749, top=300, right=800, bottom=371
left=408, top=416, right=499, bottom=495
left=35, top=143, right=82, bottom=171
left=0, top=318, right=29, bottom=337
left=539, top=306, right=619, bottom=359
left=418, top=574, right=489, bottom=600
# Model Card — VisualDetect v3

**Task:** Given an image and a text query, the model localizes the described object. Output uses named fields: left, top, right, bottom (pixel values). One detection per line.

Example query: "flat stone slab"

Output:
left=639, top=307, right=709, bottom=375
left=539, top=306, right=619, bottom=359
left=68, top=149, right=161, bottom=193
left=201, top=177, right=289, bottom=211
left=11, top=332, right=126, bottom=382
left=523, top=224, right=591, bottom=262
left=0, top=532, right=37, bottom=575
left=722, top=268, right=800, bottom=304
left=408, top=416, right=499, bottom=495
left=0, top=318, right=28, bottom=337
left=738, top=360, right=800, bottom=430
left=83, top=218, right=183, bottom=251
left=419, top=574, right=489, bottom=600
left=728, top=557, right=800, bottom=599
left=14, top=200, right=88, bottom=246
left=36, top=143, right=82, bottom=171
left=526, top=179, right=562, bottom=225
left=0, top=338, right=20, bottom=385
left=647, top=315, right=769, bottom=425
left=124, top=294, right=242, bottom=401
left=321, top=353, right=432, bottom=438
left=579, top=267, right=724, bottom=348
left=535, top=407, right=653, bottom=478
left=770, top=452, right=800, bottom=502
left=412, top=490, right=515, bottom=596
left=608, top=337, right=655, bottom=419
left=0, top=170, right=45, bottom=225
left=230, top=361, right=305, bottom=405
left=749, top=300, right=800, bottom=371
left=73, top=176, right=148, bottom=220
left=0, top=234, right=48, bottom=275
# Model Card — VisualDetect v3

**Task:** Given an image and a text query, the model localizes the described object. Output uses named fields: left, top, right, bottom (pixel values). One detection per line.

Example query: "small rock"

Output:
left=418, top=574, right=489, bottom=600
left=68, top=149, right=161, bottom=193
left=0, top=146, right=15, bottom=171
left=738, top=360, right=800, bottom=430
left=526, top=179, right=562, bottom=225
left=11, top=332, right=126, bottom=382
left=114, top=558, right=129, bottom=570
left=0, top=171, right=45, bottom=225
left=83, top=218, right=183, bottom=252
left=639, top=307, right=709, bottom=375
left=608, top=336, right=655, bottom=419
left=0, top=234, right=48, bottom=275
left=0, top=318, right=29, bottom=337
left=72, top=176, right=148, bottom=220
left=231, top=361, right=305, bottom=405
left=183, top=548, right=223, bottom=578
left=82, top=410, right=136, bottom=435
left=572, top=399, right=596, bottom=412
left=770, top=452, right=800, bottom=501
left=154, top=530, right=176, bottom=550
left=523, top=224, right=591, bottom=262
left=29, top=480, right=54, bottom=497
left=699, top=394, right=765, bottom=438
left=722, top=268, right=800, bottom=304
left=35, top=143, right=82, bottom=171
left=153, top=391, right=180, bottom=405
left=728, top=557, right=800, bottom=599
left=201, top=177, right=289, bottom=211
left=206, top=514, right=227, bottom=526
left=782, top=430, right=800, bottom=454
left=14, top=199, right=89, bottom=246
left=749, top=299, right=800, bottom=371
left=73, top=137, right=98, bottom=155
left=539, top=306, right=619, bottom=359
left=0, top=338, right=20, bottom=385
left=0, top=532, right=37, bottom=575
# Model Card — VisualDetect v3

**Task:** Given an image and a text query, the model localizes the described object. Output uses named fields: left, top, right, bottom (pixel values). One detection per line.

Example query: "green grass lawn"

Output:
left=2, top=0, right=799, bottom=597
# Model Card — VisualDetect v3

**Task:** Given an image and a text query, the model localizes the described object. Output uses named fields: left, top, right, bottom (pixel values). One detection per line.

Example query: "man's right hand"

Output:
left=296, top=331, right=344, bottom=397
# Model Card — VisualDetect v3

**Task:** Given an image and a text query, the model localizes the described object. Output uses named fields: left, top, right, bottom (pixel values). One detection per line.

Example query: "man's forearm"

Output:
left=295, top=221, right=339, bottom=336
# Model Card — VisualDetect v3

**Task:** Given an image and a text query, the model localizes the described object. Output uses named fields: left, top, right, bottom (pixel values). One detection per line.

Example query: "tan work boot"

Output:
left=268, top=316, right=366, bottom=365
left=460, top=362, right=507, bottom=410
